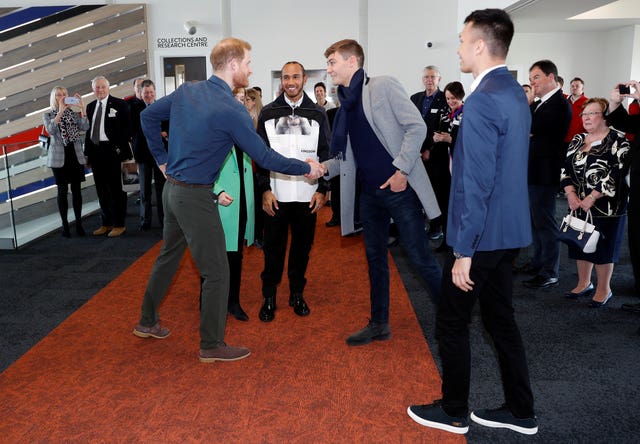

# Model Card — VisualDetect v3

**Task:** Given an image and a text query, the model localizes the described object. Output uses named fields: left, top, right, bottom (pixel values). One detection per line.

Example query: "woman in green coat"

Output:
left=200, top=146, right=255, bottom=321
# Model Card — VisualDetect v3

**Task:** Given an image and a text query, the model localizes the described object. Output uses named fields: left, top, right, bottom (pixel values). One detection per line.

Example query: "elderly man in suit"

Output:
left=85, top=75, right=132, bottom=237
left=522, top=60, right=572, bottom=288
left=410, top=65, right=449, bottom=240
left=322, top=39, right=442, bottom=346
left=408, top=9, right=538, bottom=436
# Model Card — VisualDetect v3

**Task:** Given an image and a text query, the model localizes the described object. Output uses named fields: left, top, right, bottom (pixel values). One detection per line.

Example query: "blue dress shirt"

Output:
left=141, top=75, right=309, bottom=185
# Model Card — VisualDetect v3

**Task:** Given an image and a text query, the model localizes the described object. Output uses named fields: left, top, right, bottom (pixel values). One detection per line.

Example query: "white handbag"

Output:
left=558, top=209, right=600, bottom=254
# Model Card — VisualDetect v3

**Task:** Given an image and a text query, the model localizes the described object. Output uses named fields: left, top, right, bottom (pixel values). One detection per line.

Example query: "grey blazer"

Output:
left=325, top=74, right=441, bottom=235
left=43, top=110, right=89, bottom=168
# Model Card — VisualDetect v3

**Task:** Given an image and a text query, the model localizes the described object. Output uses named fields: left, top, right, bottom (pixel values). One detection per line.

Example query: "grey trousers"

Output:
left=139, top=181, right=229, bottom=350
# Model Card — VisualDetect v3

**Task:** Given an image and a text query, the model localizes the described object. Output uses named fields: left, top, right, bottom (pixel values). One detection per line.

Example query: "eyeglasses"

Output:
left=579, top=111, right=602, bottom=117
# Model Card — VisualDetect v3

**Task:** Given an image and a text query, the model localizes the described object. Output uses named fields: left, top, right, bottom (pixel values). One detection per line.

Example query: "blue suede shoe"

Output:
left=564, top=282, right=594, bottom=299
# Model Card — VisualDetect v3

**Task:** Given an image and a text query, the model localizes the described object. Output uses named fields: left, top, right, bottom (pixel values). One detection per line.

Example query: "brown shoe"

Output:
left=93, top=225, right=113, bottom=236
left=199, top=343, right=250, bottom=362
left=108, top=227, right=126, bottom=237
left=133, top=322, right=170, bottom=339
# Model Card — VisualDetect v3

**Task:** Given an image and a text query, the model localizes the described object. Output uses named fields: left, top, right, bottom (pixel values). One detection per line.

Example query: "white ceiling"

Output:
left=507, top=0, right=640, bottom=32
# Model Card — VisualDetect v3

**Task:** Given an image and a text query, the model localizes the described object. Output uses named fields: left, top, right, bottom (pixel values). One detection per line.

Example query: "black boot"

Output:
left=259, top=297, right=276, bottom=322
left=228, top=303, right=249, bottom=321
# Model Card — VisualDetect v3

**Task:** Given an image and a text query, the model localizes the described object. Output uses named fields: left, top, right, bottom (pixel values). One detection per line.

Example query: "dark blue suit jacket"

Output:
left=447, top=67, right=532, bottom=256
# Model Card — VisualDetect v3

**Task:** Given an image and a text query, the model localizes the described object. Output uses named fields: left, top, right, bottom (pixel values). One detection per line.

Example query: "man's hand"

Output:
left=262, top=190, right=279, bottom=217
left=421, top=150, right=430, bottom=161
left=451, top=257, right=474, bottom=292
left=379, top=170, right=408, bottom=193
left=309, top=192, right=326, bottom=214
left=159, top=164, right=167, bottom=178
left=304, top=158, right=326, bottom=180
left=218, top=191, right=233, bottom=207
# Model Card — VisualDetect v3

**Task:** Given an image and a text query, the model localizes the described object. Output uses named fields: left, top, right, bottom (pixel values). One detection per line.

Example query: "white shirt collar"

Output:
left=284, top=95, right=303, bottom=108
left=470, top=64, right=506, bottom=93
left=538, top=86, right=560, bottom=105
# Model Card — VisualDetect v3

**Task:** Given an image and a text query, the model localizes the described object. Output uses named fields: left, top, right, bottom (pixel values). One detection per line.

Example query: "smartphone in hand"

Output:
left=618, top=84, right=631, bottom=95
left=64, top=96, right=80, bottom=105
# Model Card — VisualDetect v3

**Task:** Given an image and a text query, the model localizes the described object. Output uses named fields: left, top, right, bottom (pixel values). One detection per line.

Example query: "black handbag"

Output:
left=558, top=209, right=600, bottom=253
left=39, top=126, right=50, bottom=150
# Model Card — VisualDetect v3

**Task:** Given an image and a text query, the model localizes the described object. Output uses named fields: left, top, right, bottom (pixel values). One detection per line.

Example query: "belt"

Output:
left=166, top=176, right=212, bottom=189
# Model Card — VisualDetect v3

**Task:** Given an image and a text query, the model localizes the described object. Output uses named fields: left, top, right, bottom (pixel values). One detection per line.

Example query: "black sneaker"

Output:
left=345, top=320, right=390, bottom=346
left=407, top=401, right=469, bottom=434
left=470, top=405, right=538, bottom=435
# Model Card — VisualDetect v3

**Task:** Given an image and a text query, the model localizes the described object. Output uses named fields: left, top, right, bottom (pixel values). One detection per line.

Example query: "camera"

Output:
left=64, top=96, right=80, bottom=105
left=618, top=84, right=631, bottom=95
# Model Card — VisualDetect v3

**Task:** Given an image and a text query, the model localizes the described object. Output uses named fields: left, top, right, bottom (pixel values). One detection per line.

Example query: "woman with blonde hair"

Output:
left=42, top=86, right=89, bottom=237
left=244, top=87, right=263, bottom=128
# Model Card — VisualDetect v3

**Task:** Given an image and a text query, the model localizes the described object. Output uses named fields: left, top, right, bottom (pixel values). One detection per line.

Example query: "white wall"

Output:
left=229, top=0, right=359, bottom=99
left=508, top=27, right=634, bottom=99
left=10, top=0, right=639, bottom=102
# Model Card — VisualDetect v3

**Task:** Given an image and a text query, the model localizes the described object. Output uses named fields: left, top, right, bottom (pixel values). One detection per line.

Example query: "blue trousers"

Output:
left=359, top=186, right=441, bottom=324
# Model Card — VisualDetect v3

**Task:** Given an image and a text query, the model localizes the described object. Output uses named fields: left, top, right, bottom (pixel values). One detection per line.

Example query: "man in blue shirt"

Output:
left=133, top=38, right=324, bottom=363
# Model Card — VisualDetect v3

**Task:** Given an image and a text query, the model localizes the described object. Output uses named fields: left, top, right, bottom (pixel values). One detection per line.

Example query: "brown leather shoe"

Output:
left=93, top=225, right=113, bottom=236
left=133, top=322, right=170, bottom=339
left=108, top=227, right=126, bottom=237
left=199, top=343, right=250, bottom=362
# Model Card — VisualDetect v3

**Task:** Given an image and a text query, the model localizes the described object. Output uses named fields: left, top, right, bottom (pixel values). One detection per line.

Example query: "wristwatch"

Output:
left=453, top=251, right=468, bottom=260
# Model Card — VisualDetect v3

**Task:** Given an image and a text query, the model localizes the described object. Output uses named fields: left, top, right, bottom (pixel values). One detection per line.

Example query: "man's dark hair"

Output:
left=140, top=79, right=155, bottom=88
left=282, top=61, right=306, bottom=76
left=529, top=59, right=558, bottom=79
left=464, top=9, right=514, bottom=59
left=570, top=77, right=584, bottom=85
left=557, top=76, right=564, bottom=87
left=314, top=82, right=327, bottom=92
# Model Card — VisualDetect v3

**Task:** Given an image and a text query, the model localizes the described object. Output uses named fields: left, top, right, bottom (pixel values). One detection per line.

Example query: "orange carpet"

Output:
left=0, top=209, right=463, bottom=443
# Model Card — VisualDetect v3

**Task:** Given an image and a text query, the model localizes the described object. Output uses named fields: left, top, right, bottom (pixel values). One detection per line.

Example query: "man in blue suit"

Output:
left=408, top=9, right=537, bottom=436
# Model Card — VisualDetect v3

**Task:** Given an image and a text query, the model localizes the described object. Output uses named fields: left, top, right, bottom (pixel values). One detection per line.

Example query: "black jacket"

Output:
left=528, top=89, right=572, bottom=185
left=410, top=89, right=448, bottom=154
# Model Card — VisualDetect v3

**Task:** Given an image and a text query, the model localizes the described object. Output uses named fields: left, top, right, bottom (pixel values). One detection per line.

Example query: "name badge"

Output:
left=430, top=109, right=438, bottom=114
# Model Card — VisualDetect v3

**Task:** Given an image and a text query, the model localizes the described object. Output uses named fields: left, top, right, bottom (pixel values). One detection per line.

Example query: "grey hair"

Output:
left=91, top=75, right=110, bottom=90
left=423, top=65, right=441, bottom=77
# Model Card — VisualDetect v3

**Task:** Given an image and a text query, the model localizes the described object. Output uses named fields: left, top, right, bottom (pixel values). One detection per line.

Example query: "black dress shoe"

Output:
left=76, top=224, right=86, bottom=236
left=564, top=282, right=595, bottom=299
left=259, top=297, right=276, bottom=322
left=621, top=302, right=640, bottom=313
left=228, top=304, right=249, bottom=321
left=289, top=293, right=310, bottom=316
left=325, top=218, right=340, bottom=227
left=588, top=292, right=613, bottom=308
left=523, top=275, right=559, bottom=289
left=346, top=320, right=391, bottom=346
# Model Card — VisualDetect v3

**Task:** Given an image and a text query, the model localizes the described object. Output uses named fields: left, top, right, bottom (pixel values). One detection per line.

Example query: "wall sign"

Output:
left=156, top=36, right=208, bottom=49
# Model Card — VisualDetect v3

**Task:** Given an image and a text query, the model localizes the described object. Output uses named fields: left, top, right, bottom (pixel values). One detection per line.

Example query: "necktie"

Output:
left=91, top=101, right=102, bottom=144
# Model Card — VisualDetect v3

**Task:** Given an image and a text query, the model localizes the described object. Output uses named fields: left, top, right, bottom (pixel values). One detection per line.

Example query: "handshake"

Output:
left=304, top=158, right=328, bottom=180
